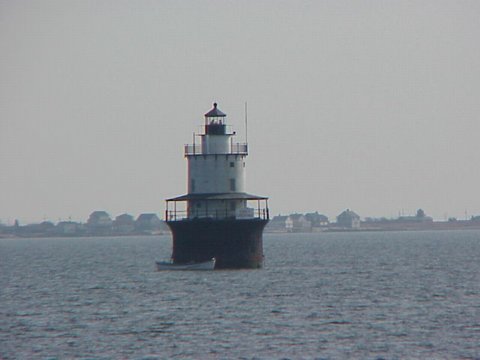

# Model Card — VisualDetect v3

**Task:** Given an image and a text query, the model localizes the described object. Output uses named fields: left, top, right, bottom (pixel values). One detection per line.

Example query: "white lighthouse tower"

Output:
left=187, top=103, right=250, bottom=219
left=165, top=103, right=269, bottom=269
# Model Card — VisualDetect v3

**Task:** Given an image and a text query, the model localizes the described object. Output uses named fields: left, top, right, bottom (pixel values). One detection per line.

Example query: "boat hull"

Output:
left=167, top=218, right=268, bottom=269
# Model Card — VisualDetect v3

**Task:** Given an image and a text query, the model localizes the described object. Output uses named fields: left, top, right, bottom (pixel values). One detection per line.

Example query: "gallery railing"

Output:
left=184, top=143, right=248, bottom=156
left=165, top=206, right=269, bottom=222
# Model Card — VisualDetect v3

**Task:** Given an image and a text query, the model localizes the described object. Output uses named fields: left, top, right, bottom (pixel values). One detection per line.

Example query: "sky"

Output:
left=1, top=1, right=480, bottom=224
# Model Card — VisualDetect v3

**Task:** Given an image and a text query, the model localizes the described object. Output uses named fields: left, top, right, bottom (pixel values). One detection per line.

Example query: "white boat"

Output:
left=156, top=258, right=216, bottom=271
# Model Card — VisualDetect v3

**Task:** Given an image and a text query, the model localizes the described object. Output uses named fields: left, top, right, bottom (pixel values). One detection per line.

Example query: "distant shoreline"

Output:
left=0, top=232, right=170, bottom=239
left=265, top=220, right=480, bottom=234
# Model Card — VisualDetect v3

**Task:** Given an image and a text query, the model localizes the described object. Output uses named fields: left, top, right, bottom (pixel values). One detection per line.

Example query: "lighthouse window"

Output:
left=230, top=162, right=234, bottom=168
left=230, top=178, right=236, bottom=191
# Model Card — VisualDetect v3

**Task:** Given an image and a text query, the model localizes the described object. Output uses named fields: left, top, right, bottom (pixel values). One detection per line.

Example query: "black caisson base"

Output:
left=167, top=218, right=268, bottom=269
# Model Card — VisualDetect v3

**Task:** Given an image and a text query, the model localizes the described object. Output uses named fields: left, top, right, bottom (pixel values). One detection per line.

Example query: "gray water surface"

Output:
left=1, top=231, right=479, bottom=359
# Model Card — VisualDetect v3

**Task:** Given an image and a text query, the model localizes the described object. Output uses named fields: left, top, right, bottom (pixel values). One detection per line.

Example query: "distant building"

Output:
left=88, top=211, right=113, bottom=226
left=265, top=215, right=288, bottom=232
left=286, top=214, right=312, bottom=233
left=397, top=209, right=433, bottom=223
left=337, top=209, right=361, bottom=229
left=305, top=212, right=329, bottom=231
left=113, top=213, right=135, bottom=234
left=135, top=213, right=163, bottom=233
left=56, top=221, right=81, bottom=236
left=87, top=211, right=113, bottom=234
left=265, top=212, right=329, bottom=233
left=38, top=221, right=56, bottom=233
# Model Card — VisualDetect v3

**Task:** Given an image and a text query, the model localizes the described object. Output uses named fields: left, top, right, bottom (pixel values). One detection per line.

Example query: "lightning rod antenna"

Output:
left=245, top=101, right=248, bottom=143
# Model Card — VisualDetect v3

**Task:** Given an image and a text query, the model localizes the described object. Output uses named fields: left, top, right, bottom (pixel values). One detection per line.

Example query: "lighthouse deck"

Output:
left=165, top=192, right=269, bottom=222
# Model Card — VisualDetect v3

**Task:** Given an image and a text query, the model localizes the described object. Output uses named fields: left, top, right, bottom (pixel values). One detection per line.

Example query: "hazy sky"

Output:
left=1, top=1, right=479, bottom=224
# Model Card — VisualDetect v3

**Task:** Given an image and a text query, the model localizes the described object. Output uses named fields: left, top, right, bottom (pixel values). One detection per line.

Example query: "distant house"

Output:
left=135, top=213, right=163, bottom=233
left=113, top=213, right=135, bottom=234
left=38, top=221, right=56, bottom=233
left=397, top=209, right=433, bottom=224
left=286, top=214, right=312, bottom=233
left=87, top=211, right=113, bottom=234
left=337, top=209, right=361, bottom=229
left=56, top=221, right=81, bottom=236
left=88, top=211, right=113, bottom=226
left=305, top=212, right=329, bottom=231
left=265, top=215, right=288, bottom=232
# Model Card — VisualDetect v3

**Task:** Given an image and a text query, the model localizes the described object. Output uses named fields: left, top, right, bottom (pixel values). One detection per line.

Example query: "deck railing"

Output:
left=165, top=198, right=270, bottom=221
left=184, top=143, right=248, bottom=156
left=165, top=205, right=269, bottom=222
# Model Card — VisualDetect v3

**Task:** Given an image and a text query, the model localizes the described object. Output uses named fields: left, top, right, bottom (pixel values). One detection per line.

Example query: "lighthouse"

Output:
left=165, top=103, right=269, bottom=269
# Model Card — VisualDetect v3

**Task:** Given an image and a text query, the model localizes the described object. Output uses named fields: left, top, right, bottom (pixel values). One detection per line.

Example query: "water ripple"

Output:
left=1, top=232, right=480, bottom=359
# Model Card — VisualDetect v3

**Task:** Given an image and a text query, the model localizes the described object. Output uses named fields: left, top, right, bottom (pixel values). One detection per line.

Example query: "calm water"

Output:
left=1, top=231, right=479, bottom=359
